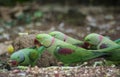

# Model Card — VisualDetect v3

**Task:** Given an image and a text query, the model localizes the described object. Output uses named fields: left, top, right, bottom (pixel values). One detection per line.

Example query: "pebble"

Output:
left=0, top=27, right=5, bottom=33
left=12, top=69, right=20, bottom=73
left=2, top=33, right=10, bottom=40
left=18, top=33, right=28, bottom=36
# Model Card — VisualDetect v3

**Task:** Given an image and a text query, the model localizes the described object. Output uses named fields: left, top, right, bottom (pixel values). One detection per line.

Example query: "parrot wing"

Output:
left=54, top=45, right=106, bottom=64
left=55, top=46, right=74, bottom=55
left=29, top=50, right=39, bottom=61
left=54, top=45, right=80, bottom=64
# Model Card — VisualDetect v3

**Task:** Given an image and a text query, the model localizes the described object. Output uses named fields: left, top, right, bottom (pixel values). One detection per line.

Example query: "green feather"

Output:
left=84, top=33, right=120, bottom=64
left=10, top=46, right=45, bottom=66
left=49, top=31, right=83, bottom=46
left=36, top=34, right=120, bottom=64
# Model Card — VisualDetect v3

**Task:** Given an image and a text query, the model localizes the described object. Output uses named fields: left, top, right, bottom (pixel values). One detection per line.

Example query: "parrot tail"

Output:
left=89, top=45, right=120, bottom=53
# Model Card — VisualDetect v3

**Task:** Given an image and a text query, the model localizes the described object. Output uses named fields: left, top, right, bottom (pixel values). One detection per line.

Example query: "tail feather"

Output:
left=89, top=45, right=120, bottom=53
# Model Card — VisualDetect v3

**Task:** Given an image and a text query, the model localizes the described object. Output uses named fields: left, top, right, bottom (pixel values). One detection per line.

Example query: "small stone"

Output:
left=0, top=27, right=4, bottom=33
left=3, top=33, right=10, bottom=40
left=105, top=15, right=114, bottom=20
left=12, top=69, right=20, bottom=73
left=17, top=72, right=26, bottom=76
left=18, top=33, right=28, bottom=36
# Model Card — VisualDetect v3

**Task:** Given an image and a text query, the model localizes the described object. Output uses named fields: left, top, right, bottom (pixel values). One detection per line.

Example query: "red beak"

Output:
left=34, top=39, right=42, bottom=47
left=9, top=60, right=18, bottom=66
left=81, top=42, right=91, bottom=49
left=34, top=39, right=39, bottom=44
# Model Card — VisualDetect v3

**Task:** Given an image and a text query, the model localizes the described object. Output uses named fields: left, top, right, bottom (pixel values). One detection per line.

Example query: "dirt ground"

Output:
left=0, top=3, right=120, bottom=77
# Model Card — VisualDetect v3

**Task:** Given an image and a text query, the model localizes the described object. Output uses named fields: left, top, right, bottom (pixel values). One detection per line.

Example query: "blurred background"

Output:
left=0, top=0, right=120, bottom=42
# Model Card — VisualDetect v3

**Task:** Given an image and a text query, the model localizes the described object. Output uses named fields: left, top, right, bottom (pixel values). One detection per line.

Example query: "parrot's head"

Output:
left=9, top=51, right=25, bottom=66
left=84, top=33, right=104, bottom=48
left=35, top=34, right=54, bottom=48
left=49, top=31, right=65, bottom=40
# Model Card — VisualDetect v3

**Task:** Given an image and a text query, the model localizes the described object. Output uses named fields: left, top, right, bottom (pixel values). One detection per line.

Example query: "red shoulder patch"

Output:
left=58, top=48, right=74, bottom=55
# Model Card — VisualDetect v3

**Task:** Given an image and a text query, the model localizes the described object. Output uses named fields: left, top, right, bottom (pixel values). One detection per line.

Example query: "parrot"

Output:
left=9, top=46, right=45, bottom=66
left=35, top=34, right=120, bottom=64
left=49, top=31, right=84, bottom=47
left=84, top=33, right=119, bottom=49
left=84, top=33, right=120, bottom=64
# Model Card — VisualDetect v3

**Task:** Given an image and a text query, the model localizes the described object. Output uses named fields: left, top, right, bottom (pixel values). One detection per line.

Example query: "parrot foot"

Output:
left=79, top=62, right=88, bottom=67
left=93, top=61, right=104, bottom=67
left=75, top=62, right=88, bottom=69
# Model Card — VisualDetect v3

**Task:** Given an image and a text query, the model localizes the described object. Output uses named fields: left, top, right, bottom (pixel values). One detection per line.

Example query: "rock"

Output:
left=0, top=43, right=10, bottom=55
left=13, top=34, right=36, bottom=51
left=37, top=51, right=58, bottom=67
left=12, top=32, right=58, bottom=67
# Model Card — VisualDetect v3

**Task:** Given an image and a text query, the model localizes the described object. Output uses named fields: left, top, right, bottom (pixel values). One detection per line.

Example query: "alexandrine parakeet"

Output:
left=84, top=33, right=120, bottom=64
left=9, top=46, right=45, bottom=66
left=35, top=34, right=120, bottom=64
left=84, top=33, right=119, bottom=49
left=49, top=31, right=84, bottom=47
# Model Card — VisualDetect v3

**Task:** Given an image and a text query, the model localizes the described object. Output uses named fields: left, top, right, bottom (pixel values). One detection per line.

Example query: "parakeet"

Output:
left=49, top=31, right=84, bottom=47
left=84, top=33, right=120, bottom=64
left=35, top=34, right=120, bottom=64
left=84, top=33, right=119, bottom=49
left=9, top=46, right=45, bottom=66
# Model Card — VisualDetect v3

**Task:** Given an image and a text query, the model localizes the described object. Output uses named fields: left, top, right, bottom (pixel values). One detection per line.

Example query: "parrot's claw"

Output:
left=93, top=61, right=104, bottom=67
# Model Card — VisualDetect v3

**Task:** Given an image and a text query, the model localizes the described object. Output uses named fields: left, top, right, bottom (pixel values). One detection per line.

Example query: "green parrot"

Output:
left=49, top=31, right=84, bottom=47
left=35, top=34, right=120, bottom=64
left=84, top=33, right=120, bottom=64
left=9, top=46, right=45, bottom=66
left=84, top=33, right=119, bottom=49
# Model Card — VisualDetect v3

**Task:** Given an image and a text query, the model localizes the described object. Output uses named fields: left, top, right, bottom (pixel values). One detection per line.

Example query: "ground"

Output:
left=0, top=3, right=120, bottom=77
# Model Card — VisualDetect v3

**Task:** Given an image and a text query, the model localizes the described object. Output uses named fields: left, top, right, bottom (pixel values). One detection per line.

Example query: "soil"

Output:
left=0, top=3, right=120, bottom=77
